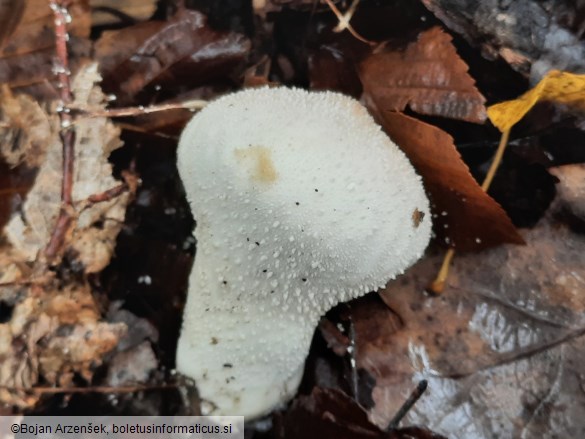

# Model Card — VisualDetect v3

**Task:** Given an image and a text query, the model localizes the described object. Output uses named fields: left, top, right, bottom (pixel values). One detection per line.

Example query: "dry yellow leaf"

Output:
left=488, top=70, right=585, bottom=132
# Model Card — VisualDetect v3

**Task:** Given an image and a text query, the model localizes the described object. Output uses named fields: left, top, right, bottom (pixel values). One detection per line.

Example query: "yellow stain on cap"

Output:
left=235, top=146, right=277, bottom=183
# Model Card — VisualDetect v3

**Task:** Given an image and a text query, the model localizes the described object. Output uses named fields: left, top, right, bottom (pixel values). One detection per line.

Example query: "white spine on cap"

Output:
left=176, top=87, right=431, bottom=418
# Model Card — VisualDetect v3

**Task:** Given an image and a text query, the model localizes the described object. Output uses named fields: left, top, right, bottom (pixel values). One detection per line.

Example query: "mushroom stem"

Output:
left=177, top=250, right=311, bottom=416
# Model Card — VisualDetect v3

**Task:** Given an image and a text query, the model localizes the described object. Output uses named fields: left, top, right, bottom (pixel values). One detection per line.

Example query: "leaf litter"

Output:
left=0, top=63, right=130, bottom=407
left=0, top=1, right=584, bottom=438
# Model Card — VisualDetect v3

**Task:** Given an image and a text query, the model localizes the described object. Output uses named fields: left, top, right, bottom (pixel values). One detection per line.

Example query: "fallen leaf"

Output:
left=360, top=27, right=486, bottom=123
left=369, top=110, right=523, bottom=250
left=488, top=70, right=585, bottom=133
left=341, top=190, right=585, bottom=437
left=95, top=9, right=251, bottom=105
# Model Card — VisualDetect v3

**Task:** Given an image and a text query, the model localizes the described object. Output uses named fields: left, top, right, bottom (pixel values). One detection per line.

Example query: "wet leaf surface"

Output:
left=360, top=27, right=486, bottom=123
left=95, top=8, right=251, bottom=105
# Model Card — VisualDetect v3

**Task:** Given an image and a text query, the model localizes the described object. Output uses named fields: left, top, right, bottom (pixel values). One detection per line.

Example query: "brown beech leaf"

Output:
left=0, top=0, right=91, bottom=100
left=279, top=387, right=446, bottom=439
left=373, top=110, right=523, bottom=250
left=360, top=26, right=486, bottom=123
left=95, top=9, right=250, bottom=105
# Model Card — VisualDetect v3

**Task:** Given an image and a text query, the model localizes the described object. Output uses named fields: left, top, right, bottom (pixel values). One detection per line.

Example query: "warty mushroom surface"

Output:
left=176, top=87, right=432, bottom=418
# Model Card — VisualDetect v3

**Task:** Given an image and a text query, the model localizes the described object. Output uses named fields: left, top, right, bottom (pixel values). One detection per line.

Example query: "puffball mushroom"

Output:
left=176, top=87, right=431, bottom=418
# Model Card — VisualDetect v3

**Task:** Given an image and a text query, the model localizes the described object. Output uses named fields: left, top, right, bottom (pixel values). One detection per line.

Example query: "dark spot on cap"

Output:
left=223, top=363, right=233, bottom=368
left=412, top=208, right=425, bottom=228
left=211, top=337, right=219, bottom=345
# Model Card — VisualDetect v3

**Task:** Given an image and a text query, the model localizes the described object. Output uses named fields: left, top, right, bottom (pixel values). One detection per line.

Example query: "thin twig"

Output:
left=322, top=0, right=374, bottom=45
left=86, top=184, right=128, bottom=204
left=45, top=0, right=75, bottom=260
left=79, top=168, right=138, bottom=214
left=481, top=129, right=511, bottom=191
left=72, top=99, right=208, bottom=119
left=112, top=122, right=179, bottom=140
left=428, top=247, right=455, bottom=294
left=387, top=380, right=428, bottom=430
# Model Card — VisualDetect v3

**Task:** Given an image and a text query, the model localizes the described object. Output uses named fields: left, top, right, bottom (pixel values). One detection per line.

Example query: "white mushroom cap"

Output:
left=176, top=87, right=431, bottom=418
